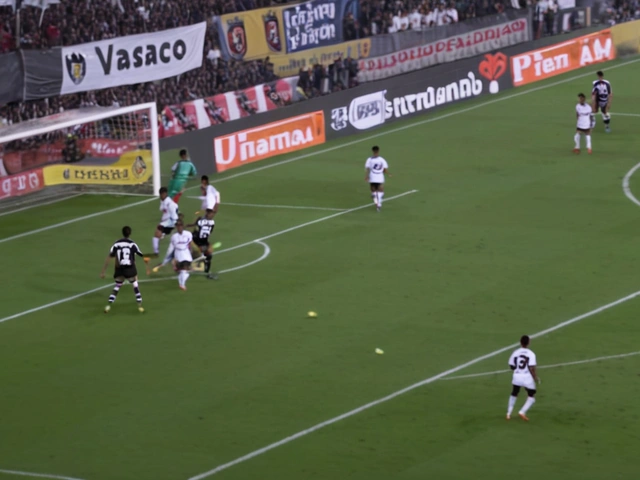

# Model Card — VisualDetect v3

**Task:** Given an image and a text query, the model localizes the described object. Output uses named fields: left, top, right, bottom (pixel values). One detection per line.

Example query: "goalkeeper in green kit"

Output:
left=169, top=149, right=197, bottom=203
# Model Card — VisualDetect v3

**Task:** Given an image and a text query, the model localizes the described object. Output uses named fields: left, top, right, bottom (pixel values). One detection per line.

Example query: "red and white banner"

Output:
left=0, top=168, right=45, bottom=200
left=160, top=76, right=301, bottom=138
left=358, top=18, right=529, bottom=82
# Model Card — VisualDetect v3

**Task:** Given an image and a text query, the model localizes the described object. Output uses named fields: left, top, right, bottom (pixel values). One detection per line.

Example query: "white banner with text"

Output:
left=60, top=23, right=206, bottom=95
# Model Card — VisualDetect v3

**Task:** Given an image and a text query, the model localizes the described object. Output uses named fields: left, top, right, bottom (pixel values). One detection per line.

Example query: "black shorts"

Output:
left=177, top=261, right=191, bottom=270
left=114, top=266, right=137, bottom=280
left=577, top=127, right=590, bottom=133
left=194, top=239, right=210, bottom=250
left=157, top=225, right=173, bottom=235
left=370, top=183, right=381, bottom=190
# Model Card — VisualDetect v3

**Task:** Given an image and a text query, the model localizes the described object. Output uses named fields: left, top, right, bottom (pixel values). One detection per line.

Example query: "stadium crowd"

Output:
left=0, top=0, right=511, bottom=126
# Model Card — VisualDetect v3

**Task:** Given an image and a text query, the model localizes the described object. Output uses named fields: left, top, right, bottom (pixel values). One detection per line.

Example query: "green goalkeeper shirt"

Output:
left=172, top=159, right=197, bottom=182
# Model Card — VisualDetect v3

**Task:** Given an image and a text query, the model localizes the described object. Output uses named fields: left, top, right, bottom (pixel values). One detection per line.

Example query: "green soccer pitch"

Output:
left=1, top=57, right=640, bottom=480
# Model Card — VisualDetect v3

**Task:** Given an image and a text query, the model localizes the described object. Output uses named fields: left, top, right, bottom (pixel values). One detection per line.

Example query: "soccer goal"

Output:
left=0, top=102, right=161, bottom=212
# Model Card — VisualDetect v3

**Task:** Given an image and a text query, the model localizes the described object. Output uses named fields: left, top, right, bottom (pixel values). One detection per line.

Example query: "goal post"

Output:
left=0, top=102, right=161, bottom=209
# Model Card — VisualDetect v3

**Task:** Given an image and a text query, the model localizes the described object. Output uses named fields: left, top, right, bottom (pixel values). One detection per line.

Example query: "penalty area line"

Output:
left=186, top=198, right=346, bottom=212
left=186, top=289, right=640, bottom=480
left=0, top=242, right=270, bottom=325
left=441, top=351, right=640, bottom=381
left=0, top=190, right=416, bottom=325
left=0, top=468, right=86, bottom=480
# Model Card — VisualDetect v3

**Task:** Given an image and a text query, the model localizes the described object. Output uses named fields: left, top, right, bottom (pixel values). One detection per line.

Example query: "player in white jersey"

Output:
left=506, top=335, right=540, bottom=421
left=573, top=93, right=593, bottom=155
left=198, top=175, right=220, bottom=215
left=152, top=187, right=181, bottom=255
left=591, top=70, right=612, bottom=133
left=364, top=146, right=391, bottom=212
left=156, top=220, right=197, bottom=290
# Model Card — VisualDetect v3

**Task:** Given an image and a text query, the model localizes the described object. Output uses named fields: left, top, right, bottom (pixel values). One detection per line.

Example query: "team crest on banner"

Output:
left=65, top=53, right=86, bottom=85
left=263, top=12, right=282, bottom=52
left=226, top=17, right=247, bottom=59
left=132, top=155, right=147, bottom=179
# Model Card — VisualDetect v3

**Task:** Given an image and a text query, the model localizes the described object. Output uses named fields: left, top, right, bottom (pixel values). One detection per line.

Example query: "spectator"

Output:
left=409, top=7, right=423, bottom=30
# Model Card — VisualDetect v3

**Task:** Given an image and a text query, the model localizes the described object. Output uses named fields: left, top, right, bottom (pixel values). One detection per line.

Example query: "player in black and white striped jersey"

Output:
left=188, top=209, right=218, bottom=280
left=100, top=226, right=149, bottom=313
left=591, top=70, right=613, bottom=133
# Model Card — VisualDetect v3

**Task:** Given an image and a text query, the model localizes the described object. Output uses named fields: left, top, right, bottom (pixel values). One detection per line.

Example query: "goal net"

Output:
left=0, top=102, right=160, bottom=212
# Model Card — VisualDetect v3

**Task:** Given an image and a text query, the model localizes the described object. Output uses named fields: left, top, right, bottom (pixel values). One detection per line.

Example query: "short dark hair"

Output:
left=520, top=335, right=530, bottom=347
left=372, top=145, right=379, bottom=152
left=179, top=149, right=188, bottom=157
left=159, top=187, right=168, bottom=195
left=596, top=70, right=604, bottom=77
left=578, top=93, right=585, bottom=99
left=122, top=226, right=132, bottom=237
left=201, top=175, right=209, bottom=182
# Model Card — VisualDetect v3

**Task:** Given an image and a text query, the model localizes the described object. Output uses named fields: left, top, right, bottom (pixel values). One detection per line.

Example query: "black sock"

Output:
left=108, top=281, right=123, bottom=303
left=604, top=118, right=611, bottom=125
left=204, top=254, right=212, bottom=273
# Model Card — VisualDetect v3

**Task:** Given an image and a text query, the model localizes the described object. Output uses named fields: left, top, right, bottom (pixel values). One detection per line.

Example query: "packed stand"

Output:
left=1, top=0, right=512, bottom=127
left=354, top=0, right=509, bottom=37
left=601, top=0, right=640, bottom=24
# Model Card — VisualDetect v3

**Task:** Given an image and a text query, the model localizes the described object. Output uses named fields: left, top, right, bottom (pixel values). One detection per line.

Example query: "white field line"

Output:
left=0, top=194, right=84, bottom=218
left=0, top=190, right=415, bottom=324
left=441, top=351, right=640, bottom=381
left=187, top=289, right=640, bottom=479
left=186, top=198, right=346, bottom=212
left=0, top=241, right=270, bottom=325
left=2, top=58, right=638, bottom=244
left=611, top=112, right=640, bottom=117
left=0, top=468, right=86, bottom=480
left=0, top=198, right=154, bottom=245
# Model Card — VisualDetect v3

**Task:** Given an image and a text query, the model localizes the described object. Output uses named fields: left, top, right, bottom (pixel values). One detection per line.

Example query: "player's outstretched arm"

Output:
left=100, top=255, right=112, bottom=279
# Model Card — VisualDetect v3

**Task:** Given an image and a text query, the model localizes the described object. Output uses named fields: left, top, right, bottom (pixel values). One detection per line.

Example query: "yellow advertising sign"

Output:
left=612, top=19, right=640, bottom=55
left=216, top=7, right=285, bottom=61
left=270, top=39, right=371, bottom=77
left=43, top=150, right=152, bottom=186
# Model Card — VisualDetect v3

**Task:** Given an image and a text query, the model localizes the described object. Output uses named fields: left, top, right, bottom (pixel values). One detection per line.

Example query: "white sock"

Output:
left=586, top=135, right=592, bottom=149
left=379, top=192, right=384, bottom=206
left=574, top=133, right=580, bottom=149
left=507, top=395, right=517, bottom=416
left=178, top=270, right=185, bottom=287
left=183, top=270, right=190, bottom=285
left=373, top=192, right=378, bottom=206
left=152, top=237, right=159, bottom=254
left=519, top=397, right=536, bottom=415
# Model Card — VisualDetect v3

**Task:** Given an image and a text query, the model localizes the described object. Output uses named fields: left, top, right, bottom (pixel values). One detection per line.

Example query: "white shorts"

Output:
left=159, top=219, right=175, bottom=229
left=512, top=373, right=536, bottom=390
left=174, top=249, right=193, bottom=263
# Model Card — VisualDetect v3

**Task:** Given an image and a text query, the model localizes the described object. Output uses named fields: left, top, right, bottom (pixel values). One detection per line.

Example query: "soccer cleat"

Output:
left=207, top=273, right=219, bottom=280
left=519, top=413, right=529, bottom=422
left=573, top=148, right=580, bottom=154
left=506, top=414, right=511, bottom=420
left=152, top=266, right=160, bottom=273
left=104, top=305, right=111, bottom=313
left=212, top=242, right=222, bottom=249
left=376, top=206, right=381, bottom=212
left=588, top=149, right=592, bottom=154
left=179, top=285, right=187, bottom=291
left=138, top=306, right=145, bottom=313
left=605, top=125, right=611, bottom=133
